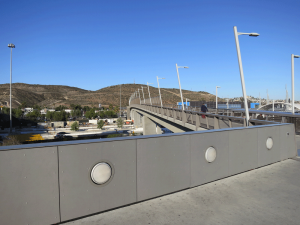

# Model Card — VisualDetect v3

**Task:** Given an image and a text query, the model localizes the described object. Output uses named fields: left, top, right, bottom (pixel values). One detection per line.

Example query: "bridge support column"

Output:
left=127, top=107, right=130, bottom=120
left=143, top=116, right=162, bottom=135
left=133, top=111, right=143, bottom=128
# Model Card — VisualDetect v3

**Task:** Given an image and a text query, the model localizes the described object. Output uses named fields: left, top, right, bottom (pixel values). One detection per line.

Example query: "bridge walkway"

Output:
left=63, top=159, right=300, bottom=225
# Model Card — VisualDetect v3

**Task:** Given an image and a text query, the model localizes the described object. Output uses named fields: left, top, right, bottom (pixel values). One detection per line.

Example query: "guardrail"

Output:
left=0, top=123, right=296, bottom=224
left=207, top=108, right=300, bottom=133
left=130, top=104, right=278, bottom=131
left=130, top=102, right=300, bottom=132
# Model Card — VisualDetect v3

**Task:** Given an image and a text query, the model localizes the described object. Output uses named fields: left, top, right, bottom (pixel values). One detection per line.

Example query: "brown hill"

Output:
left=0, top=83, right=220, bottom=108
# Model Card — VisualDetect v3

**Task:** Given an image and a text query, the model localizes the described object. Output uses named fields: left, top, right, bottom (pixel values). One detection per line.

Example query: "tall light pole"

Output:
left=286, top=84, right=289, bottom=103
left=156, top=76, right=165, bottom=107
left=185, top=98, right=190, bottom=110
left=119, top=84, right=121, bottom=117
left=176, top=64, right=189, bottom=110
left=147, top=82, right=153, bottom=105
left=141, top=86, right=145, bottom=104
left=8, top=43, right=15, bottom=133
left=216, top=86, right=221, bottom=109
left=233, top=26, right=259, bottom=126
left=292, top=54, right=299, bottom=114
left=138, top=89, right=141, bottom=104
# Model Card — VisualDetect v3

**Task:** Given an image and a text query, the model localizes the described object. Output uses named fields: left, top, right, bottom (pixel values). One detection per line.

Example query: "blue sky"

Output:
left=0, top=0, right=299, bottom=100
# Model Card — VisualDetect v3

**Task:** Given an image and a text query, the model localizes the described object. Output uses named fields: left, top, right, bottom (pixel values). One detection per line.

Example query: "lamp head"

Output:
left=249, top=33, right=259, bottom=37
left=216, top=86, right=221, bottom=88
left=184, top=66, right=189, bottom=68
left=294, top=55, right=300, bottom=58
left=8, top=43, right=15, bottom=48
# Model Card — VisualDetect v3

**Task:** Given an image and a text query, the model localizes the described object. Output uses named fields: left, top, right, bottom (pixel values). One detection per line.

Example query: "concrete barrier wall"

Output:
left=0, top=123, right=297, bottom=224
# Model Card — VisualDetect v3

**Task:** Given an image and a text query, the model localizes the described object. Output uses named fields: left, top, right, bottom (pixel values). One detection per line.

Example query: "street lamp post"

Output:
left=176, top=63, right=189, bottom=110
left=156, top=76, right=165, bottom=107
left=138, top=89, right=141, bottom=104
left=233, top=26, right=259, bottom=126
left=292, top=54, right=300, bottom=114
left=141, top=86, right=145, bottom=104
left=185, top=98, right=190, bottom=110
left=8, top=43, right=15, bottom=133
left=147, top=82, right=153, bottom=105
left=120, top=84, right=122, bottom=117
left=216, top=86, right=221, bottom=109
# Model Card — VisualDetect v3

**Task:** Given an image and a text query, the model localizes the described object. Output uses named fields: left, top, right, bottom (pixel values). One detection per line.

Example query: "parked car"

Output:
left=54, top=132, right=70, bottom=139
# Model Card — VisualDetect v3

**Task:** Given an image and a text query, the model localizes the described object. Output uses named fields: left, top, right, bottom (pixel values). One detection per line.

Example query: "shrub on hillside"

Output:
left=71, top=122, right=79, bottom=131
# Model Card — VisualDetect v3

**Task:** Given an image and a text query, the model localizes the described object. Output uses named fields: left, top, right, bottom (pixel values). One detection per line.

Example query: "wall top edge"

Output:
left=0, top=123, right=292, bottom=151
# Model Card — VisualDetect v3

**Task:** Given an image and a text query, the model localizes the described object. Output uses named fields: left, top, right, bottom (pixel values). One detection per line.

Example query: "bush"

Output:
left=117, top=117, right=123, bottom=129
left=1, top=135, right=21, bottom=146
left=97, top=120, right=105, bottom=130
left=71, top=122, right=79, bottom=131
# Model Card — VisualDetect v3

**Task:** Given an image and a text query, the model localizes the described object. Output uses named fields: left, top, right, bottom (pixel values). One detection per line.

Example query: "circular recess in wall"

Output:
left=266, top=137, right=273, bottom=150
left=205, top=147, right=217, bottom=163
left=91, top=162, right=112, bottom=185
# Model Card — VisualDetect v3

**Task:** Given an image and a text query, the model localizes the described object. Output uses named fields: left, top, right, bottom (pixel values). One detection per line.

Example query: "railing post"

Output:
left=173, top=109, right=175, bottom=122
left=196, top=114, right=200, bottom=130
left=214, top=116, right=220, bottom=129
left=243, top=118, right=246, bottom=127
left=206, top=115, right=209, bottom=129
left=281, top=117, right=286, bottom=123
left=182, top=110, right=187, bottom=126
left=229, top=118, right=232, bottom=128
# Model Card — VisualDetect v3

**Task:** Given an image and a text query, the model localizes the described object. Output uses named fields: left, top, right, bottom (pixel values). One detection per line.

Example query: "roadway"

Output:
left=62, top=158, right=300, bottom=225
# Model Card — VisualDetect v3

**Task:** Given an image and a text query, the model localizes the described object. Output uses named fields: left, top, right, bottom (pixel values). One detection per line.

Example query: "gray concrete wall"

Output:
left=0, top=123, right=297, bottom=224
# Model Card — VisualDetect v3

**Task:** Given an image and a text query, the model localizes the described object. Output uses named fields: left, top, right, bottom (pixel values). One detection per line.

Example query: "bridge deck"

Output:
left=63, top=159, right=300, bottom=225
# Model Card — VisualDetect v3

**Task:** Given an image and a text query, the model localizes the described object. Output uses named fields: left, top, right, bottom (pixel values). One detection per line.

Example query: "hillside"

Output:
left=0, top=83, right=220, bottom=108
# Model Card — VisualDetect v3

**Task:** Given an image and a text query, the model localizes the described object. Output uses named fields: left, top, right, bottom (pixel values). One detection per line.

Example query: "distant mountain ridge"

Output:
left=0, top=83, right=217, bottom=108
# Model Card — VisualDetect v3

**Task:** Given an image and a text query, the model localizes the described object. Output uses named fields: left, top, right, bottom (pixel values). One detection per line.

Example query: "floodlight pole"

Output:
left=176, top=63, right=185, bottom=110
left=138, top=89, right=141, bottom=104
left=147, top=82, right=153, bottom=105
left=233, top=26, right=259, bottom=126
left=157, top=77, right=164, bottom=108
left=141, top=86, right=145, bottom=104
left=291, top=54, right=299, bottom=113
left=8, top=43, right=15, bottom=133
left=175, top=64, right=189, bottom=110
left=216, top=86, right=220, bottom=109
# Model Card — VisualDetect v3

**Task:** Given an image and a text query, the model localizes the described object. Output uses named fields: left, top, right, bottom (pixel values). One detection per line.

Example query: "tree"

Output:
left=83, top=106, right=90, bottom=112
left=109, top=104, right=113, bottom=111
left=97, top=120, right=105, bottom=130
left=99, top=111, right=105, bottom=118
left=71, top=109, right=81, bottom=117
left=46, top=111, right=54, bottom=120
left=105, top=110, right=113, bottom=118
left=55, top=105, right=67, bottom=111
left=2, top=107, right=9, bottom=114
left=71, top=122, right=79, bottom=131
left=26, top=110, right=41, bottom=121
left=53, top=111, right=68, bottom=121
left=14, top=109, right=23, bottom=118
left=70, top=104, right=82, bottom=110
left=114, top=106, right=119, bottom=113
left=33, top=104, right=41, bottom=111
left=85, top=109, right=96, bottom=119
left=21, top=101, right=27, bottom=108
left=117, top=117, right=123, bottom=129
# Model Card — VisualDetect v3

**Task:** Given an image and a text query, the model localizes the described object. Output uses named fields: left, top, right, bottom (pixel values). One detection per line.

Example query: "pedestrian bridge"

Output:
left=128, top=104, right=278, bottom=135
